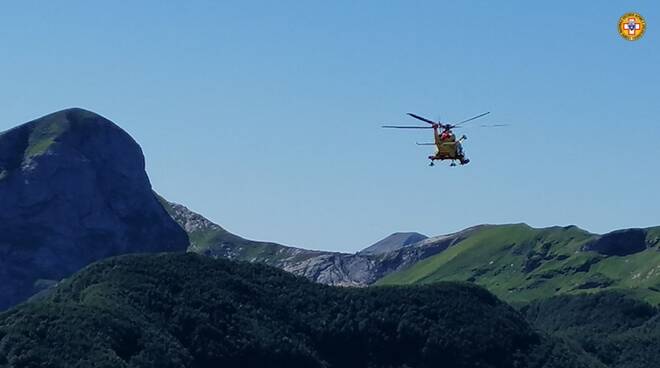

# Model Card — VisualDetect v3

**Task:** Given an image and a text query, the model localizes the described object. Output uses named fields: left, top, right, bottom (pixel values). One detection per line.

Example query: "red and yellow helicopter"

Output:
left=383, top=111, right=505, bottom=166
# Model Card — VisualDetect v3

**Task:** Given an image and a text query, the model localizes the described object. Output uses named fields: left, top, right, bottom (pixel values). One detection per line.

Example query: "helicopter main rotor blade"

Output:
left=416, top=142, right=436, bottom=145
left=455, top=111, right=491, bottom=126
left=407, top=113, right=438, bottom=125
left=480, top=123, right=510, bottom=128
left=382, top=125, right=433, bottom=129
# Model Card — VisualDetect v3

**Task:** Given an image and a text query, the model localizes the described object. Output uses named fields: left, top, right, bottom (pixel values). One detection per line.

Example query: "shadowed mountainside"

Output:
left=0, top=108, right=188, bottom=310
left=522, top=291, right=660, bottom=368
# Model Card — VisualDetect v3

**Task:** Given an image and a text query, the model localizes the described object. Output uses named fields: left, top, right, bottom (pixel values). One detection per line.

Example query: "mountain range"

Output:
left=3, top=108, right=657, bottom=310
left=0, top=108, right=658, bottom=367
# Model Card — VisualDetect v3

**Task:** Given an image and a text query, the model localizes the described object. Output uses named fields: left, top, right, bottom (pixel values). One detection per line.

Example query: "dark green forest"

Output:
left=0, top=253, right=600, bottom=368
left=523, top=292, right=660, bottom=368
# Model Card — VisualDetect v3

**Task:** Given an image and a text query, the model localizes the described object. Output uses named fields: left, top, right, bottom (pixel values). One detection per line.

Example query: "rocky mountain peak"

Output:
left=359, top=232, right=428, bottom=255
left=0, top=108, right=189, bottom=310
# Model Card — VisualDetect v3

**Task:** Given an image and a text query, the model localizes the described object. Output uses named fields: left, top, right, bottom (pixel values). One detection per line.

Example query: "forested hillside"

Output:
left=0, top=253, right=600, bottom=368
left=523, top=291, right=660, bottom=368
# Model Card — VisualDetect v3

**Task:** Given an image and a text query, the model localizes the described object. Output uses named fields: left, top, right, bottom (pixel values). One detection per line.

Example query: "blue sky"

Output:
left=1, top=1, right=658, bottom=252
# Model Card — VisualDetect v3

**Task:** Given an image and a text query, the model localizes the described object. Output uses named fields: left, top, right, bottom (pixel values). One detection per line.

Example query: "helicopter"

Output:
left=382, top=111, right=504, bottom=166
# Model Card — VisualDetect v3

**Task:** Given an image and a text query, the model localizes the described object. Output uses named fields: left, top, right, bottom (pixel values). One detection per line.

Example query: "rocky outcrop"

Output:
left=582, top=229, right=648, bottom=256
left=280, top=253, right=379, bottom=286
left=0, top=108, right=189, bottom=310
left=163, top=200, right=224, bottom=234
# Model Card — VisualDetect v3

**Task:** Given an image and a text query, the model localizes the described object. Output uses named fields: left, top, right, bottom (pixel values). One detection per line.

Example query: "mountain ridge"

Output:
left=164, top=202, right=660, bottom=304
left=164, top=200, right=487, bottom=286
left=378, top=223, right=660, bottom=304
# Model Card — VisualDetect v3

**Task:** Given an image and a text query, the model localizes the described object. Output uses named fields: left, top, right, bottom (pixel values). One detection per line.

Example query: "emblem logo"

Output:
left=618, top=13, right=646, bottom=41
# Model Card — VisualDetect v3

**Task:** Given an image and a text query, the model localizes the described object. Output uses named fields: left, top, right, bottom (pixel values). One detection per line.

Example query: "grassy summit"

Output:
left=377, top=224, right=660, bottom=304
left=0, top=108, right=97, bottom=164
left=23, top=115, right=71, bottom=158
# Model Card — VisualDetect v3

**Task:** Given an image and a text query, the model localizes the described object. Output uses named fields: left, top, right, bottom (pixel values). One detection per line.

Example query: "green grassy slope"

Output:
left=647, top=226, right=660, bottom=246
left=0, top=253, right=600, bottom=368
left=0, top=108, right=105, bottom=185
left=377, top=224, right=660, bottom=304
left=0, top=111, right=70, bottom=182
left=188, top=225, right=321, bottom=264
left=23, top=117, right=70, bottom=158
left=0, top=108, right=94, bottom=160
